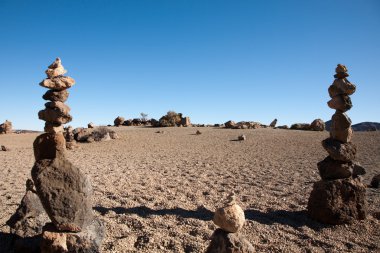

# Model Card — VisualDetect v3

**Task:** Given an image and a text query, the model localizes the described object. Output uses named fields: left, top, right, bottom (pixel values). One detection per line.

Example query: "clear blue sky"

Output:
left=0, top=1, right=379, bottom=130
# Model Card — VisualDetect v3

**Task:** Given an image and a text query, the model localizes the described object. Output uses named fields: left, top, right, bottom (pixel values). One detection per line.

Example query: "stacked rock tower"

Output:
left=307, top=64, right=367, bottom=225
left=206, top=194, right=254, bottom=253
left=7, top=58, right=104, bottom=253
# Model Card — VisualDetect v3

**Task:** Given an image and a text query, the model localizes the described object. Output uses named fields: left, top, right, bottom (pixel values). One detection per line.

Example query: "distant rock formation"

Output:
left=307, top=64, right=367, bottom=225
left=290, top=119, right=325, bottom=131
left=0, top=120, right=12, bottom=134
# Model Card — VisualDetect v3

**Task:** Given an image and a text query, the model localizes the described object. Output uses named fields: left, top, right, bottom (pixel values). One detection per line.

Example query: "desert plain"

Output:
left=0, top=126, right=379, bottom=253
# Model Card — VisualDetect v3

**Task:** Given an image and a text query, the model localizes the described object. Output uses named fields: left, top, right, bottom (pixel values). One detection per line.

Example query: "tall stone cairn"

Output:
left=307, top=64, right=367, bottom=225
left=7, top=58, right=104, bottom=253
left=206, top=194, right=254, bottom=253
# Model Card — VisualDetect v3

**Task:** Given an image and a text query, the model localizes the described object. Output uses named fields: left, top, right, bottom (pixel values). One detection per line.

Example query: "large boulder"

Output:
left=114, top=116, right=125, bottom=126
left=31, top=158, right=93, bottom=232
left=0, top=120, right=12, bottom=134
left=290, top=123, right=310, bottom=130
left=181, top=117, right=191, bottom=126
left=224, top=121, right=236, bottom=129
left=310, top=119, right=325, bottom=131
left=269, top=119, right=277, bottom=127
left=307, top=178, right=367, bottom=224
left=205, top=229, right=254, bottom=253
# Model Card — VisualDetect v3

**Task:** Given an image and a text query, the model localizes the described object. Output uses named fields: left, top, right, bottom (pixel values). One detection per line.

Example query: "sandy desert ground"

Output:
left=0, top=127, right=379, bottom=253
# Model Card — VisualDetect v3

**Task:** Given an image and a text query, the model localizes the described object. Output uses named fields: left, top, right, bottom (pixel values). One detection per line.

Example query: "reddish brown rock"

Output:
left=205, top=229, right=254, bottom=253
left=317, top=156, right=353, bottom=180
left=33, top=133, right=66, bottom=161
left=327, top=95, right=352, bottom=112
left=213, top=195, right=245, bottom=233
left=307, top=178, right=367, bottom=225
left=42, top=90, right=69, bottom=103
left=32, top=158, right=93, bottom=232
left=224, top=120, right=236, bottom=129
left=310, top=119, right=325, bottom=131
left=45, top=58, right=67, bottom=78
left=45, top=101, right=71, bottom=115
left=40, top=76, right=75, bottom=91
left=44, top=122, right=64, bottom=134
left=330, top=112, right=352, bottom=143
left=114, top=116, right=125, bottom=126
left=322, top=138, right=357, bottom=162
left=38, top=108, right=72, bottom=125
left=328, top=78, right=356, bottom=98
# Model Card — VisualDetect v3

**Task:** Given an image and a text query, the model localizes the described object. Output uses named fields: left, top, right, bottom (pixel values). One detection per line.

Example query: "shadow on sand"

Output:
left=94, top=205, right=213, bottom=221
left=245, top=209, right=330, bottom=231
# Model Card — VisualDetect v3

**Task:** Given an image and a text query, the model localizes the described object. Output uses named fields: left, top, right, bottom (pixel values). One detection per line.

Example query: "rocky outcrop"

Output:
left=0, top=120, right=12, bottom=134
left=114, top=116, right=125, bottom=126
left=307, top=64, right=367, bottom=225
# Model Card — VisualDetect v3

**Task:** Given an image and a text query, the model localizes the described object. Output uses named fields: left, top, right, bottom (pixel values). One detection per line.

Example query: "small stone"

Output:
left=114, top=116, right=125, bottom=126
left=44, top=122, right=64, bottom=134
left=307, top=178, right=367, bottom=225
left=45, top=65, right=67, bottom=78
left=213, top=195, right=245, bottom=233
left=269, top=119, right=277, bottom=127
left=310, top=119, right=325, bottom=131
left=33, top=133, right=66, bottom=161
left=238, top=135, right=246, bottom=141
left=1, top=145, right=10, bottom=151
left=322, top=138, right=357, bottom=162
left=196, top=130, right=202, bottom=135
left=39, top=76, right=75, bottom=91
left=32, top=158, right=93, bottom=232
left=205, top=229, right=255, bottom=253
left=327, top=95, right=352, bottom=112
left=38, top=108, right=72, bottom=125
left=42, top=90, right=69, bottom=103
left=370, top=174, right=380, bottom=188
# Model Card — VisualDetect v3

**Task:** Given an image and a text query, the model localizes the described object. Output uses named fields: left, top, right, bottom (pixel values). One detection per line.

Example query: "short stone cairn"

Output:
left=307, top=64, right=367, bottom=225
left=7, top=58, right=105, bottom=252
left=206, top=194, right=254, bottom=253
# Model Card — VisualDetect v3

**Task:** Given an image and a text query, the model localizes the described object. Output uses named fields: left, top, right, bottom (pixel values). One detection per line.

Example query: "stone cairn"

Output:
left=206, top=194, right=254, bottom=253
left=307, top=64, right=367, bottom=225
left=7, top=58, right=104, bottom=253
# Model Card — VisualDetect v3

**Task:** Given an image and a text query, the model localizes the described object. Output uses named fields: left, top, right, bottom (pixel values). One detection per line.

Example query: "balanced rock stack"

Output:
left=307, top=64, right=367, bottom=225
left=206, top=194, right=254, bottom=253
left=7, top=58, right=104, bottom=253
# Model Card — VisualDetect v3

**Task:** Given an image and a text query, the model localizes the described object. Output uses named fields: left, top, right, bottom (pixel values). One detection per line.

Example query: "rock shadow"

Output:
left=245, top=209, right=330, bottom=231
left=94, top=205, right=213, bottom=221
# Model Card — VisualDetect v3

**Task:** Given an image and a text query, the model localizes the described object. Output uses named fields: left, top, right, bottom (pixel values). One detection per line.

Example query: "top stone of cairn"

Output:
left=40, top=58, right=75, bottom=90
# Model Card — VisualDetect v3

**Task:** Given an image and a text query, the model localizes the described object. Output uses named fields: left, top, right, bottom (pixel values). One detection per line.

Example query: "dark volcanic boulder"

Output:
left=269, top=119, right=277, bottom=127
left=290, top=123, right=310, bottom=130
left=114, top=116, right=125, bottom=126
left=31, top=158, right=93, bottom=232
left=42, top=89, right=69, bottom=102
left=206, top=229, right=254, bottom=253
left=307, top=178, right=367, bottom=225
left=6, top=180, right=50, bottom=237
left=224, top=120, right=236, bottom=129
left=317, top=156, right=353, bottom=180
left=321, top=138, right=357, bottom=162
left=371, top=174, right=380, bottom=188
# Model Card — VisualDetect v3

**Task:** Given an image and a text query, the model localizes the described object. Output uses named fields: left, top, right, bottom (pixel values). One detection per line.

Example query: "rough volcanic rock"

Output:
left=196, top=130, right=202, bottom=135
left=88, top=122, right=95, bottom=128
left=269, top=119, right=277, bottom=127
left=1, top=145, right=10, bottom=151
left=0, top=120, right=12, bottom=134
left=45, top=58, right=67, bottom=78
left=310, top=119, right=325, bottom=131
left=40, top=76, right=75, bottom=91
left=328, top=78, right=356, bottom=97
left=74, top=128, right=93, bottom=142
left=43, top=90, right=69, bottom=103
left=238, top=135, right=246, bottom=141
left=31, top=158, right=93, bottom=232
left=41, top=218, right=105, bottom=253
left=321, top=138, right=357, bottom=162
left=6, top=180, right=50, bottom=237
left=44, top=122, right=64, bottom=134
left=317, top=156, right=353, bottom=180
left=181, top=117, right=191, bottom=126
left=205, top=229, right=254, bottom=253
left=370, top=174, right=380, bottom=188
left=290, top=123, right=310, bottom=130
left=276, top=125, right=289, bottom=129
left=114, top=116, right=125, bottom=126
left=330, top=112, right=352, bottom=143
left=213, top=199, right=245, bottom=233
left=307, top=178, right=367, bottom=225
left=224, top=120, right=236, bottom=129
left=327, top=95, right=352, bottom=112
left=33, top=133, right=66, bottom=161
left=45, top=101, right=71, bottom=116
left=38, top=108, right=72, bottom=125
